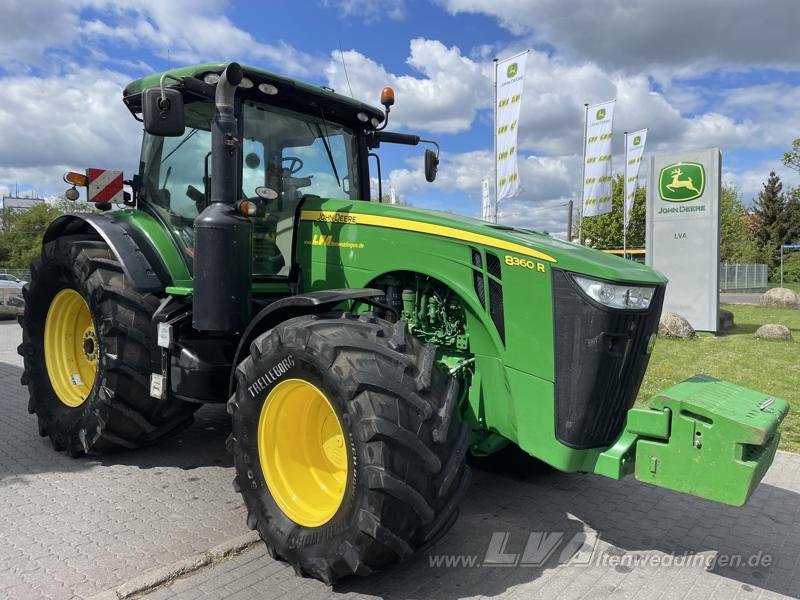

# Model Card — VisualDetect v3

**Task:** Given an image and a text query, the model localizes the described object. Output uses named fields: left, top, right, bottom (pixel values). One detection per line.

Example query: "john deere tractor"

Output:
left=19, top=62, right=788, bottom=583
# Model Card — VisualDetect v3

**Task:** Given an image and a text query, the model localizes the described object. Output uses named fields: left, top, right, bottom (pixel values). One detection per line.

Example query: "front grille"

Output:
left=486, top=252, right=502, bottom=279
left=489, top=279, right=505, bottom=343
left=552, top=269, right=665, bottom=449
left=473, top=271, right=486, bottom=308
left=469, top=247, right=504, bottom=343
left=471, top=249, right=483, bottom=268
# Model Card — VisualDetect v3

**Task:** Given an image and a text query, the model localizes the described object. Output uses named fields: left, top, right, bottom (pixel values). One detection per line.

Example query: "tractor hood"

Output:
left=306, top=199, right=666, bottom=286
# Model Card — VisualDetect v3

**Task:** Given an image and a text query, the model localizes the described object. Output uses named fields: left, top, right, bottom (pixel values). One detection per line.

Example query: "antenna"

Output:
left=339, top=41, right=354, bottom=98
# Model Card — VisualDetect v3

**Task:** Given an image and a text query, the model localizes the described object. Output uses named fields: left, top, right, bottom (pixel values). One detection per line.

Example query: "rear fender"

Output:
left=43, top=214, right=170, bottom=292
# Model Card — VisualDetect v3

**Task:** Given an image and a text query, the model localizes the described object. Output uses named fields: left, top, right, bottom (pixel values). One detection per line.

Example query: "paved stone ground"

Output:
left=0, top=321, right=250, bottom=599
left=142, top=450, right=800, bottom=600
left=3, top=318, right=800, bottom=600
left=720, top=293, right=763, bottom=305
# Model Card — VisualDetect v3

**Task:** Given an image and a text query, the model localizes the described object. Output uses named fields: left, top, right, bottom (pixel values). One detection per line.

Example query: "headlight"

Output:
left=572, top=275, right=655, bottom=310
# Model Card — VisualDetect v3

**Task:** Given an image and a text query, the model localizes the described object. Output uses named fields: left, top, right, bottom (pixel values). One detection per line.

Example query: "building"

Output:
left=1, top=195, right=46, bottom=212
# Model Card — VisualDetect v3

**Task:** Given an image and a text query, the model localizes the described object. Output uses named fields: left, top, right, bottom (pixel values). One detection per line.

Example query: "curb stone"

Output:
left=87, top=531, right=261, bottom=599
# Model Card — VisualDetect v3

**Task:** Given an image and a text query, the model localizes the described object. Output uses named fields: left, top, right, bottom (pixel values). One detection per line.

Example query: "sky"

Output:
left=1, top=0, right=799, bottom=238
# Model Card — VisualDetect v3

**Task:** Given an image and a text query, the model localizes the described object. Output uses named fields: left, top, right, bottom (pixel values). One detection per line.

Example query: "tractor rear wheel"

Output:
left=18, top=234, right=198, bottom=456
left=228, top=313, right=471, bottom=583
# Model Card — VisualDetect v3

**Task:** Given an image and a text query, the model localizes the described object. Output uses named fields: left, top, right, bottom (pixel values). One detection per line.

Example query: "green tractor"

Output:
left=19, top=62, right=788, bottom=583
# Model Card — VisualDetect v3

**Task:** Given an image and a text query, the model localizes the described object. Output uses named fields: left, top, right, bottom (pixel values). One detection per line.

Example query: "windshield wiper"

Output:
left=161, top=128, right=199, bottom=164
left=315, top=109, right=341, bottom=189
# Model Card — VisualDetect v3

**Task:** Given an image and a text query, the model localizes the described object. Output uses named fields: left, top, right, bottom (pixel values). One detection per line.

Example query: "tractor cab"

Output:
left=122, top=62, right=433, bottom=285
left=138, top=93, right=363, bottom=278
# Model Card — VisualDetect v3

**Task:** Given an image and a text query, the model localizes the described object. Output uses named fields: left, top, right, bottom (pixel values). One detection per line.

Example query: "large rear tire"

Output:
left=228, top=313, right=471, bottom=583
left=18, top=234, right=198, bottom=456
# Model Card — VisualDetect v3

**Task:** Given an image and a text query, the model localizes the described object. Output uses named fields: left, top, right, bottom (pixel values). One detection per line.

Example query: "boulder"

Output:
left=754, top=324, right=793, bottom=341
left=719, top=308, right=734, bottom=332
left=658, top=312, right=695, bottom=338
left=759, top=288, right=800, bottom=308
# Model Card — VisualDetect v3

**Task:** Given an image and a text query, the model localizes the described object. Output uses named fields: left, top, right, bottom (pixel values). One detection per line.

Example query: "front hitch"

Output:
left=595, top=375, right=789, bottom=506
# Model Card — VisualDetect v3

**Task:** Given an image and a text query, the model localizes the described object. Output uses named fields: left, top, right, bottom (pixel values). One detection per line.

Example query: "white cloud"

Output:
left=0, top=67, right=142, bottom=196
left=0, top=0, right=325, bottom=78
left=322, top=0, right=406, bottom=22
left=438, top=0, right=800, bottom=75
left=325, top=39, right=490, bottom=134
left=723, top=162, right=800, bottom=207
left=386, top=149, right=577, bottom=236
left=80, top=0, right=326, bottom=77
left=0, top=0, right=80, bottom=66
left=488, top=49, right=789, bottom=159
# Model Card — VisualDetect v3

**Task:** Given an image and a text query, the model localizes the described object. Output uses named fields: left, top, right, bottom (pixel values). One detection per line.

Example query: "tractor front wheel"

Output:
left=18, top=234, right=198, bottom=455
left=228, top=313, right=471, bottom=583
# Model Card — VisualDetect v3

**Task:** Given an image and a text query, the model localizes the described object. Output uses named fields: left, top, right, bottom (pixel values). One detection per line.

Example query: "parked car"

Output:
left=0, top=274, right=25, bottom=287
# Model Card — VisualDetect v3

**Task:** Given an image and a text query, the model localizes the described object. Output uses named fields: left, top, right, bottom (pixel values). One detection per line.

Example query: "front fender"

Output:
left=227, top=288, right=383, bottom=396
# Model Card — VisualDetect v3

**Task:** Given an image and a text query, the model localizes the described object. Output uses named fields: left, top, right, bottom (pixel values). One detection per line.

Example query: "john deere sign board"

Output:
left=646, top=148, right=721, bottom=331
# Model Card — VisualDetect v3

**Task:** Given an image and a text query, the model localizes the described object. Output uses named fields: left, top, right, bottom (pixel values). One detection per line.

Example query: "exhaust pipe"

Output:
left=193, top=62, right=252, bottom=333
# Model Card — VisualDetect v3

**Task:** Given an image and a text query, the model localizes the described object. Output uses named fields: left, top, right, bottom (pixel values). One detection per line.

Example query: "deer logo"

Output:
left=659, top=162, right=706, bottom=202
left=666, top=168, right=699, bottom=194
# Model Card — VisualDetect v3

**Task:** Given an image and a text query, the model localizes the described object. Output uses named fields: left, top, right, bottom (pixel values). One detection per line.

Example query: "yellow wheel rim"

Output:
left=258, top=378, right=348, bottom=527
left=44, top=289, right=98, bottom=408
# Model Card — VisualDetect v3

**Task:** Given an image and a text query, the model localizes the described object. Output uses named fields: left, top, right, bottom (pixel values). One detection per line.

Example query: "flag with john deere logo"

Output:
left=624, top=128, right=647, bottom=227
left=495, top=51, right=528, bottom=201
left=582, top=99, right=615, bottom=217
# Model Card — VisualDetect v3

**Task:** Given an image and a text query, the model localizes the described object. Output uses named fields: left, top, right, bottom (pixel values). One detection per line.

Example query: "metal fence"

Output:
left=0, top=268, right=31, bottom=282
left=719, top=263, right=768, bottom=292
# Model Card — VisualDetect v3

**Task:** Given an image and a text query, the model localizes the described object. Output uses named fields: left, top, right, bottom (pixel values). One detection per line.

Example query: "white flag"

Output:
left=481, top=177, right=492, bottom=221
left=624, top=129, right=647, bottom=227
left=582, top=99, right=615, bottom=217
left=495, top=51, right=528, bottom=202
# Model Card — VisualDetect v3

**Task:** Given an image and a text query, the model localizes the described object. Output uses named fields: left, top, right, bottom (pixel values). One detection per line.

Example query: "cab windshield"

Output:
left=140, top=99, right=361, bottom=277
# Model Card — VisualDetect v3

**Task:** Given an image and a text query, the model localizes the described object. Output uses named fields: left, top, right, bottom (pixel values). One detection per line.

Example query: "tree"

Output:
left=785, top=187, right=800, bottom=246
left=0, top=203, right=64, bottom=268
left=719, top=185, right=763, bottom=263
left=581, top=174, right=646, bottom=248
left=751, top=171, right=788, bottom=273
left=783, top=138, right=800, bottom=172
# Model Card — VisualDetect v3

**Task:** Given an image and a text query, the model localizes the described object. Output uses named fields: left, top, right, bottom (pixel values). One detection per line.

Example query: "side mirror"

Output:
left=424, top=148, right=439, bottom=183
left=142, top=87, right=185, bottom=137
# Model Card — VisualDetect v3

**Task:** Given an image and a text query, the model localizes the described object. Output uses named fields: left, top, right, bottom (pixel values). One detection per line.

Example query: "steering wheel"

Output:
left=282, top=156, right=303, bottom=175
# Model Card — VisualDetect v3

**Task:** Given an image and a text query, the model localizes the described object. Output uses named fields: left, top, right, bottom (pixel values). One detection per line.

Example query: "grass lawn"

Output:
left=636, top=303, right=800, bottom=451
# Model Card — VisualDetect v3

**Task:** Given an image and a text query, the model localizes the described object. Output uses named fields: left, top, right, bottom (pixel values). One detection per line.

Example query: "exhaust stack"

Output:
left=193, top=63, right=252, bottom=333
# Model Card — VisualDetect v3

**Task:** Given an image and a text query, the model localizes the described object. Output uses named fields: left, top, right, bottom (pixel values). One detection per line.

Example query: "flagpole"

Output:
left=623, top=131, right=628, bottom=260
left=578, top=103, right=588, bottom=244
left=492, top=57, right=499, bottom=224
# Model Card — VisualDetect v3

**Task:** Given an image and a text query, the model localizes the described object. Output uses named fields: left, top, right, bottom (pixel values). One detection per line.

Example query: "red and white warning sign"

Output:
left=87, top=168, right=123, bottom=204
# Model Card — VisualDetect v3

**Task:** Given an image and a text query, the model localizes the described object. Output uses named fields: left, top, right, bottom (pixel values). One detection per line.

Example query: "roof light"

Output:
left=258, top=82, right=278, bottom=95
left=239, top=77, right=253, bottom=89
left=356, top=112, right=369, bottom=123
left=380, top=87, right=395, bottom=108
left=203, top=73, right=220, bottom=85
left=370, top=117, right=381, bottom=128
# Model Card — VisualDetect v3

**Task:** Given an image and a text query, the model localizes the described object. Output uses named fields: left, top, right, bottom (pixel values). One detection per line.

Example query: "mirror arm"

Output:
left=419, top=139, right=440, bottom=157
left=159, top=73, right=182, bottom=104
